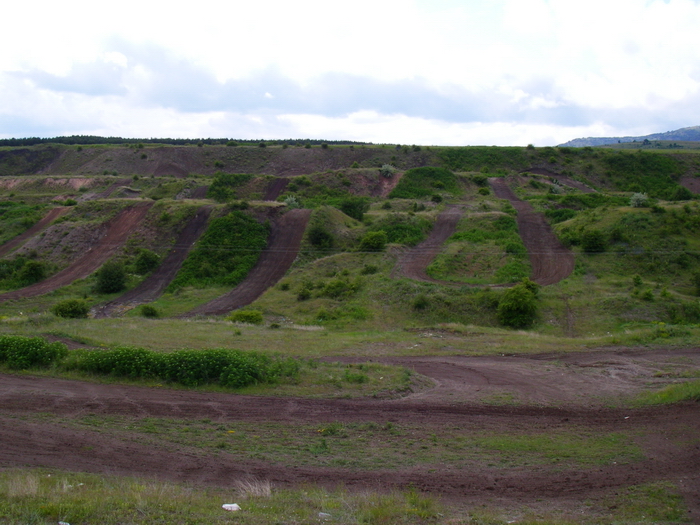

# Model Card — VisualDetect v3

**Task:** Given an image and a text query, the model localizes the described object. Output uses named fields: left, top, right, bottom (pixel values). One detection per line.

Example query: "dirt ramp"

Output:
left=521, top=168, right=595, bottom=193
left=264, top=178, right=289, bottom=200
left=0, top=207, right=70, bottom=258
left=393, top=206, right=463, bottom=283
left=490, top=178, right=574, bottom=286
left=184, top=208, right=311, bottom=316
left=188, top=186, right=209, bottom=199
left=0, top=203, right=152, bottom=302
left=94, top=207, right=212, bottom=318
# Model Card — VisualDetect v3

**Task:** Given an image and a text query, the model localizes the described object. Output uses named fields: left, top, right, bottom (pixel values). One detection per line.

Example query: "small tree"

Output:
left=359, top=231, right=388, bottom=252
left=95, top=260, right=127, bottom=294
left=134, top=249, right=160, bottom=275
left=497, top=283, right=537, bottom=328
left=630, top=192, right=648, bottom=208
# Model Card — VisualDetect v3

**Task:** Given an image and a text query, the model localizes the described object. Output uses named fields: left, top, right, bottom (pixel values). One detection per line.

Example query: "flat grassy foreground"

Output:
left=0, top=469, right=688, bottom=525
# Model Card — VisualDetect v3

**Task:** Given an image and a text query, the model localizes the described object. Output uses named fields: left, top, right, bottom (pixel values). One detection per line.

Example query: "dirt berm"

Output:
left=184, top=208, right=311, bottom=316
left=0, top=203, right=152, bottom=302
left=490, top=177, right=574, bottom=286
left=0, top=207, right=70, bottom=258
left=93, top=206, right=212, bottom=318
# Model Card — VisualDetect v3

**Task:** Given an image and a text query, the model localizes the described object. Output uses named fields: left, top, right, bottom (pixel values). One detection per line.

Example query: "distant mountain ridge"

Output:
left=559, top=125, right=700, bottom=147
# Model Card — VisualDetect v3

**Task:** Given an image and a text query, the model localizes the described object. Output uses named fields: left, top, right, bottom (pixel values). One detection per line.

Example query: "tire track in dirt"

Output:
left=0, top=203, right=152, bottom=302
left=93, top=207, right=212, bottom=318
left=183, top=208, right=311, bottom=316
left=0, top=207, right=70, bottom=258
left=0, top=372, right=698, bottom=513
left=392, top=205, right=463, bottom=283
left=490, top=177, right=574, bottom=286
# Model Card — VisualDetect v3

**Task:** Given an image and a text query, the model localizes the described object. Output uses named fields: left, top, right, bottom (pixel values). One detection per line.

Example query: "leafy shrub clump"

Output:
left=95, top=260, right=127, bottom=294
left=497, top=282, right=538, bottom=328
left=379, top=164, right=397, bottom=178
left=68, top=346, right=299, bottom=388
left=169, top=211, right=269, bottom=290
left=228, top=309, right=264, bottom=325
left=0, top=257, right=48, bottom=290
left=581, top=229, right=607, bottom=253
left=133, top=249, right=160, bottom=275
left=207, top=173, right=254, bottom=202
left=389, top=167, right=460, bottom=198
left=140, top=305, right=159, bottom=318
left=630, top=192, right=649, bottom=208
left=52, top=299, right=90, bottom=318
left=366, top=213, right=432, bottom=246
left=307, top=225, right=334, bottom=250
left=359, top=231, right=388, bottom=252
left=0, top=335, right=68, bottom=370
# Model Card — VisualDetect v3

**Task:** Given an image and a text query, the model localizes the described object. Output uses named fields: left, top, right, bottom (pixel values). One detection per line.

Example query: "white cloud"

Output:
left=2, top=0, right=700, bottom=144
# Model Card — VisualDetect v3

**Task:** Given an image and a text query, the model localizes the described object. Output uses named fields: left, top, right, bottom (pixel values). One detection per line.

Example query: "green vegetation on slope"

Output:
left=168, top=210, right=269, bottom=290
left=388, top=167, right=461, bottom=198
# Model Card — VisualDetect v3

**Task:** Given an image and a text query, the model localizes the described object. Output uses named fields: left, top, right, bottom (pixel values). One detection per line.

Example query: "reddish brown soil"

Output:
left=263, top=177, right=289, bottom=200
left=0, top=204, right=152, bottom=302
left=0, top=346, right=698, bottom=519
left=93, top=207, right=212, bottom=318
left=188, top=186, right=209, bottom=199
left=490, top=178, right=574, bottom=286
left=680, top=176, right=700, bottom=194
left=94, top=178, right=132, bottom=199
left=184, top=208, right=311, bottom=316
left=0, top=207, right=70, bottom=258
left=392, top=206, right=464, bottom=283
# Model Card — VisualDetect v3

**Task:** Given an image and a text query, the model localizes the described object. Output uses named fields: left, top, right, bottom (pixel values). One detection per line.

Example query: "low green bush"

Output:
left=497, top=282, right=538, bottom=328
left=0, top=335, right=68, bottom=370
left=68, top=346, right=299, bottom=388
left=95, top=260, right=127, bottom=294
left=140, top=305, right=159, bottom=318
left=134, top=249, right=160, bottom=275
left=359, top=231, right=387, bottom=252
left=52, top=299, right=90, bottom=318
left=228, top=309, right=264, bottom=325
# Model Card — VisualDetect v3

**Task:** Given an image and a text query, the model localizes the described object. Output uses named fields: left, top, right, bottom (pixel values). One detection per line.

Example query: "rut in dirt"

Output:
left=0, top=203, right=152, bottom=302
left=392, top=205, right=463, bottom=283
left=183, top=208, right=311, bottom=316
left=0, top=373, right=698, bottom=512
left=264, top=177, right=289, bottom=200
left=489, top=177, right=574, bottom=286
left=93, top=207, right=212, bottom=318
left=0, top=207, right=70, bottom=258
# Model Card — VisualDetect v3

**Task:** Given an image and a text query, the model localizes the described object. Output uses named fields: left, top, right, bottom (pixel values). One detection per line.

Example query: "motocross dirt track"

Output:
left=0, top=203, right=152, bottom=302
left=0, top=346, right=699, bottom=520
left=93, top=207, right=212, bottom=318
left=184, top=208, right=312, bottom=316
left=392, top=206, right=464, bottom=283
left=490, top=178, right=575, bottom=286
left=0, top=207, right=70, bottom=258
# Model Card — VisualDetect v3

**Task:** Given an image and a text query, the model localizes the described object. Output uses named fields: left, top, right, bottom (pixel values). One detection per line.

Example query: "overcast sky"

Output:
left=1, top=0, right=699, bottom=146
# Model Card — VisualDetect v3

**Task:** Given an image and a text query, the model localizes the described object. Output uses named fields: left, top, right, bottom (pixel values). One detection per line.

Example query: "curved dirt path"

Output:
left=183, top=208, right=311, bottom=316
left=0, top=203, right=152, bottom=302
left=93, top=207, right=212, bottom=318
left=0, top=347, right=698, bottom=518
left=392, top=205, right=463, bottom=283
left=490, top=178, right=574, bottom=286
left=0, top=207, right=70, bottom=258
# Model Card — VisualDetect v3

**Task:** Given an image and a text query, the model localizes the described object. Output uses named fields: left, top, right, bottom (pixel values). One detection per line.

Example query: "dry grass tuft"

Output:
left=7, top=473, right=40, bottom=497
left=234, top=478, right=272, bottom=498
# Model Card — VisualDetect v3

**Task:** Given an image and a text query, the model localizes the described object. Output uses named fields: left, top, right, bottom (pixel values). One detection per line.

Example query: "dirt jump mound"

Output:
left=0, top=203, right=152, bottom=302
left=184, top=208, right=311, bottom=316
left=490, top=178, right=574, bottom=286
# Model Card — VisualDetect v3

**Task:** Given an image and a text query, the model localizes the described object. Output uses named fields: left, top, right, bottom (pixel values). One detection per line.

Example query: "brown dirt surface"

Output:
left=0, top=346, right=698, bottom=519
left=93, top=207, right=212, bottom=318
left=184, top=208, right=312, bottom=316
left=490, top=177, right=574, bottom=286
left=681, top=176, right=700, bottom=194
left=0, top=207, right=70, bottom=258
left=263, top=177, right=289, bottom=200
left=0, top=203, right=152, bottom=302
left=392, top=205, right=464, bottom=283
left=188, top=185, right=208, bottom=199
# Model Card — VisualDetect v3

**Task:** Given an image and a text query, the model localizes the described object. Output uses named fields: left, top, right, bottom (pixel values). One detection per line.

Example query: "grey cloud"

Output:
left=18, top=61, right=127, bottom=96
